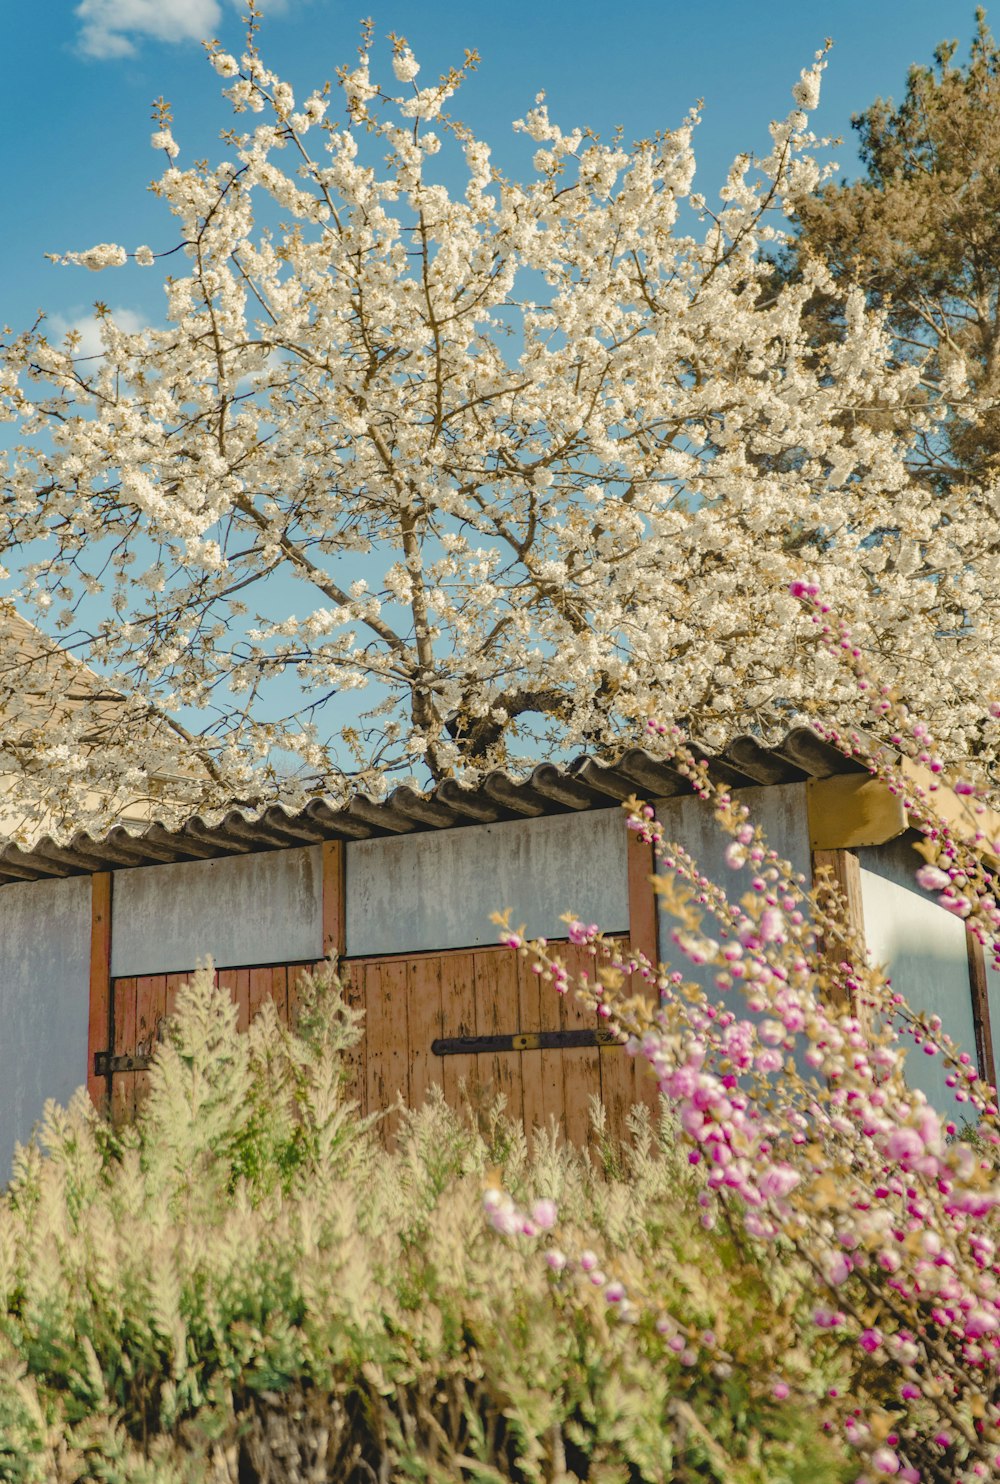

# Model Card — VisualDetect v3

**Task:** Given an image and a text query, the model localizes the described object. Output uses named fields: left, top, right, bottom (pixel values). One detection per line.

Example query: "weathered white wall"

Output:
left=859, top=837, right=976, bottom=1113
left=654, top=783, right=812, bottom=987
left=111, top=846, right=323, bottom=976
left=0, top=875, right=91, bottom=1183
left=345, top=808, right=628, bottom=956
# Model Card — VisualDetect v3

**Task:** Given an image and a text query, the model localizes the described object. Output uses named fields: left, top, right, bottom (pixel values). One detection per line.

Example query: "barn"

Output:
left=0, top=726, right=996, bottom=1175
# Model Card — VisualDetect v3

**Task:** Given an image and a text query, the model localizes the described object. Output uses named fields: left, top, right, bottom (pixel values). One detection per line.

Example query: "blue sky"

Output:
left=0, top=2, right=987, bottom=349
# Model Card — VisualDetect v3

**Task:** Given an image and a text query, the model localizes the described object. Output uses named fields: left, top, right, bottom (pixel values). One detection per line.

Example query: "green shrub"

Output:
left=0, top=965, right=849, bottom=1483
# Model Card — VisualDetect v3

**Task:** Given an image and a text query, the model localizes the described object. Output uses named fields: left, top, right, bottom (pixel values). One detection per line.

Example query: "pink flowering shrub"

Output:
left=492, top=607, right=1000, bottom=1484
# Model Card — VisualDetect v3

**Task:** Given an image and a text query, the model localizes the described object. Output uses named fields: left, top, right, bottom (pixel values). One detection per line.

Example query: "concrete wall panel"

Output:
left=345, top=809, right=628, bottom=957
left=859, top=837, right=976, bottom=1113
left=0, top=875, right=91, bottom=1182
left=654, top=783, right=811, bottom=989
left=111, top=846, right=322, bottom=977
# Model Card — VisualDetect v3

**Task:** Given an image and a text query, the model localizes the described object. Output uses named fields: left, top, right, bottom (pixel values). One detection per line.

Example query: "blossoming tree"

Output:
left=0, top=13, right=995, bottom=836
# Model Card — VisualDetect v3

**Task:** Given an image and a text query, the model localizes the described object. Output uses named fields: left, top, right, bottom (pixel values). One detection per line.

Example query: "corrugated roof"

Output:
left=0, top=726, right=865, bottom=887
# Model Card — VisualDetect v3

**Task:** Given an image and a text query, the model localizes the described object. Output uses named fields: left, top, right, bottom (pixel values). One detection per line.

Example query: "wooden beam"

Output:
left=87, top=872, right=113, bottom=1110
left=322, top=840, right=346, bottom=958
left=967, top=932, right=997, bottom=1090
left=899, top=757, right=1000, bottom=872
left=626, top=822, right=659, bottom=968
left=807, top=774, right=907, bottom=851
left=811, top=848, right=867, bottom=1019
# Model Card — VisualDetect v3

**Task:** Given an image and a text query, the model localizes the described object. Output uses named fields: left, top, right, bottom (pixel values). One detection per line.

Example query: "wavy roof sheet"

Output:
left=0, top=727, right=865, bottom=887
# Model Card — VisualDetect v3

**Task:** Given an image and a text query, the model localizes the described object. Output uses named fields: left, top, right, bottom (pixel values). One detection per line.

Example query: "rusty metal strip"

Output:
left=94, top=1051, right=151, bottom=1076
left=431, top=1029, right=618, bottom=1056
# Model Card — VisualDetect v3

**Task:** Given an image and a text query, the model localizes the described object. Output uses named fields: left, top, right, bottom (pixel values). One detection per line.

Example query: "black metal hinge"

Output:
left=431, top=1029, right=619, bottom=1057
left=93, top=1052, right=152, bottom=1077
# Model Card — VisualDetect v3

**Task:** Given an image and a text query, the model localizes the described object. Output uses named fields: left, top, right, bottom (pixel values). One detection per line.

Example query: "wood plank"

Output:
left=133, top=975, right=166, bottom=1111
left=812, top=848, right=868, bottom=1020
left=341, top=960, right=367, bottom=1113
left=286, top=964, right=304, bottom=1031
left=627, top=825, right=659, bottom=966
left=164, top=972, right=186, bottom=1025
left=560, top=944, right=602, bottom=1149
left=269, top=964, right=289, bottom=1022
left=406, top=955, right=444, bottom=1111
left=216, top=968, right=238, bottom=1025
left=476, top=948, right=522, bottom=1126
left=518, top=952, right=545, bottom=1145
left=248, top=965, right=272, bottom=1024
left=439, top=951, right=479, bottom=1116
left=599, top=933, right=642, bottom=1143
left=232, top=969, right=250, bottom=1033
left=87, top=873, right=113, bottom=1111
left=379, top=959, right=409, bottom=1141
left=364, top=961, right=409, bottom=1141
left=364, top=962, right=386, bottom=1122
left=110, top=977, right=136, bottom=1126
left=968, top=932, right=997, bottom=1090
left=531, top=948, right=566, bottom=1137
left=322, top=841, right=347, bottom=958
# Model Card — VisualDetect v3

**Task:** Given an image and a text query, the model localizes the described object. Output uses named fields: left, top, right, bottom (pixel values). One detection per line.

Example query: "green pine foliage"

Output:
left=0, top=966, right=850, bottom=1483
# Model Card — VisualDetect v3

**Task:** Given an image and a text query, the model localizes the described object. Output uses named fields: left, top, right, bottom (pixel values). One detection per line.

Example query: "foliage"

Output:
left=789, top=7, right=1000, bottom=490
left=0, top=11, right=995, bottom=835
left=496, top=612, right=1000, bottom=1483
left=0, top=963, right=850, bottom=1483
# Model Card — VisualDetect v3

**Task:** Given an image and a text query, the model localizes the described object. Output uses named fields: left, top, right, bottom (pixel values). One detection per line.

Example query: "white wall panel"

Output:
left=859, top=837, right=976, bottom=1114
left=111, top=846, right=322, bottom=976
left=0, top=875, right=91, bottom=1183
left=345, top=809, right=628, bottom=957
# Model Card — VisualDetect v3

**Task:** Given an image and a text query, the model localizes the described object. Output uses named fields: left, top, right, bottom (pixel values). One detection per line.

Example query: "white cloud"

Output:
left=75, top=0, right=295, bottom=59
left=75, top=0, right=224, bottom=59
left=47, top=308, right=147, bottom=362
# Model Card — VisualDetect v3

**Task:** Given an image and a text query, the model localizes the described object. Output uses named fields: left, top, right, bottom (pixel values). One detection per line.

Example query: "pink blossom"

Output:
left=531, top=1199, right=558, bottom=1230
left=759, top=907, right=785, bottom=943
left=965, top=1308, right=999, bottom=1338
left=885, top=1127, right=924, bottom=1165
left=871, top=1446, right=900, bottom=1475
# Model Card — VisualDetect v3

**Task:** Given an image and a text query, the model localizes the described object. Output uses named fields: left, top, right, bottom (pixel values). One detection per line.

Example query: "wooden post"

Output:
left=811, top=848, right=867, bottom=1019
left=87, top=872, right=113, bottom=1109
left=967, top=932, right=997, bottom=1090
left=321, top=840, right=346, bottom=958
left=601, top=819, right=661, bottom=1131
left=626, top=823, right=659, bottom=968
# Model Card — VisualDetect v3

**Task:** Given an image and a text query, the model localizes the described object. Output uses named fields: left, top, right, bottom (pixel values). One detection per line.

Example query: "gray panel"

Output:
left=654, top=783, right=811, bottom=991
left=111, top=846, right=322, bottom=976
left=0, top=875, right=91, bottom=1183
left=345, top=809, right=628, bottom=957
left=859, top=840, right=976, bottom=1114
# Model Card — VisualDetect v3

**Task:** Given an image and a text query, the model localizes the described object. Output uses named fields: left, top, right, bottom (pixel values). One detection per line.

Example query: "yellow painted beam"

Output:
left=806, top=761, right=1000, bottom=870
left=898, top=758, right=1000, bottom=872
left=806, top=774, right=907, bottom=851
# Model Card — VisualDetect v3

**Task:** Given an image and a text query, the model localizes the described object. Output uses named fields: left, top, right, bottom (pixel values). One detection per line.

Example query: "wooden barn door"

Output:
left=342, top=938, right=659, bottom=1145
left=95, top=961, right=322, bottom=1123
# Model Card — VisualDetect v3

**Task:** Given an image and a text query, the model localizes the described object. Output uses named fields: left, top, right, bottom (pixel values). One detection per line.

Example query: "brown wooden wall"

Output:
left=104, top=939, right=659, bottom=1146
left=92, top=820, right=662, bottom=1145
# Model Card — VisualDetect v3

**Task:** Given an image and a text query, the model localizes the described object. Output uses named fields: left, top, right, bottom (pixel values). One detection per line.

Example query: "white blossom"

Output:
left=150, top=130, right=179, bottom=160
left=0, top=35, right=994, bottom=832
